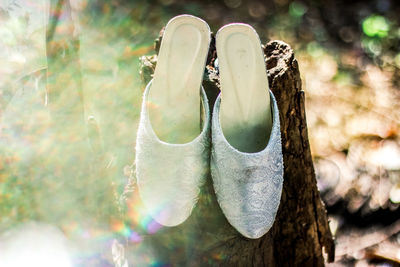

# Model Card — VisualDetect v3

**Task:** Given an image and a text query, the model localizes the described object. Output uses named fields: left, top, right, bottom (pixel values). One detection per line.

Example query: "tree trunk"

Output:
left=133, top=34, right=335, bottom=266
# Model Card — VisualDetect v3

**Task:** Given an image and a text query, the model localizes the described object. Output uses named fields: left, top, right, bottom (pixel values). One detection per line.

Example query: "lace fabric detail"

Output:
left=135, top=80, right=210, bottom=226
left=211, top=90, right=284, bottom=239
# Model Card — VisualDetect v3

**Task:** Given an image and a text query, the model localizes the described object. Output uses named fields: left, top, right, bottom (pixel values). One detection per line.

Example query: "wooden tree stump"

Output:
left=134, top=34, right=335, bottom=266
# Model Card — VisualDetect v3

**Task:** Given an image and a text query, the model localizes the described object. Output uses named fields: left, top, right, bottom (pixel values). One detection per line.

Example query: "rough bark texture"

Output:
left=136, top=34, right=335, bottom=266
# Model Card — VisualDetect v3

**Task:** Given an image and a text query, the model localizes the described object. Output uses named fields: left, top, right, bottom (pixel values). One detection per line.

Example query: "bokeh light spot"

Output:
left=394, top=53, right=400, bottom=68
left=361, top=37, right=382, bottom=56
left=224, top=0, right=242, bottom=9
left=289, top=1, right=307, bottom=18
left=362, top=15, right=390, bottom=38
left=306, top=41, right=324, bottom=58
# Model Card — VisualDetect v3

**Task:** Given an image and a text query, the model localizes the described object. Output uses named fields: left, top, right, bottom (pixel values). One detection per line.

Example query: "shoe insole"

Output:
left=148, top=15, right=210, bottom=144
left=216, top=24, right=272, bottom=153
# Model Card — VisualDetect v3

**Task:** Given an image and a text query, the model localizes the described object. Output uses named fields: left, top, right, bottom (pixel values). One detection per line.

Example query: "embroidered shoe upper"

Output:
left=211, top=91, right=284, bottom=239
left=135, top=80, right=210, bottom=226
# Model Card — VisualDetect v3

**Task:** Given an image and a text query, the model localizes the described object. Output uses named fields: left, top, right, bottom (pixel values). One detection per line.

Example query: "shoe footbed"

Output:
left=216, top=23, right=272, bottom=153
left=148, top=15, right=210, bottom=144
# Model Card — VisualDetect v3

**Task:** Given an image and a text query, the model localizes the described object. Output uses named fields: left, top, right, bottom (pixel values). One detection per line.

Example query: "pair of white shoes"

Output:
left=135, top=15, right=283, bottom=239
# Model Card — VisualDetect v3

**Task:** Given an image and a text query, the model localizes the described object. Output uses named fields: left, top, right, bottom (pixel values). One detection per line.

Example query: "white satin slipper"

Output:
left=211, top=23, right=284, bottom=239
left=135, top=15, right=211, bottom=227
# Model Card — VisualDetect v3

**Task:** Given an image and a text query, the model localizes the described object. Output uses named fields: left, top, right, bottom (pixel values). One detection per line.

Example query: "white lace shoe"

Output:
left=211, top=23, right=284, bottom=239
left=135, top=15, right=211, bottom=227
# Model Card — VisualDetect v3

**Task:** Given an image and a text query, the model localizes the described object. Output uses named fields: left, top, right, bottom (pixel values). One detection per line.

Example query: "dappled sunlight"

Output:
left=1, top=0, right=399, bottom=265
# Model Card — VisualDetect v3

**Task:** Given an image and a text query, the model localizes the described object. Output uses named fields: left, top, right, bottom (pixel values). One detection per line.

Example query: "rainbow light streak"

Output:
left=128, top=230, right=143, bottom=243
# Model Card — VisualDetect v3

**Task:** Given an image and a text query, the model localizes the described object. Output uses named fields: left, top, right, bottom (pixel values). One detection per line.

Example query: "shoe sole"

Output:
left=216, top=24, right=272, bottom=153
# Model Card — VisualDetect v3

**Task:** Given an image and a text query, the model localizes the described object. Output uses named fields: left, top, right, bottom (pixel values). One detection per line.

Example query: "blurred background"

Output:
left=0, top=0, right=399, bottom=266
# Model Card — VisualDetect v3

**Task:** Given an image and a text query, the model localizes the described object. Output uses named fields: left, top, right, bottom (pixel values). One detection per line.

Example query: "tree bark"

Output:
left=134, top=34, right=335, bottom=266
